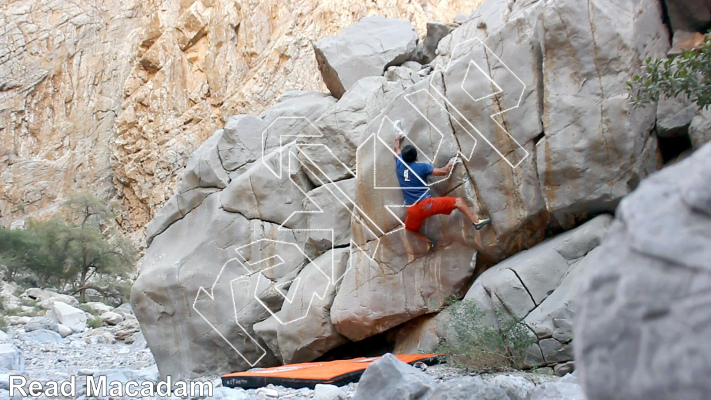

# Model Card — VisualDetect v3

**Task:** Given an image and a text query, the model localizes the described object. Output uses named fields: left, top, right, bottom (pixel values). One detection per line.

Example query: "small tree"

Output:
left=0, top=228, right=33, bottom=282
left=0, top=193, right=136, bottom=302
left=62, top=193, right=136, bottom=302
left=628, top=36, right=711, bottom=109
left=24, top=219, right=74, bottom=286
left=65, top=225, right=135, bottom=302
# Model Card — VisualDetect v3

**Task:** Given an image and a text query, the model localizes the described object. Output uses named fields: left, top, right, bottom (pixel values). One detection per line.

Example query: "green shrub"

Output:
left=3, top=307, right=24, bottom=317
left=79, top=304, right=97, bottom=316
left=0, top=192, right=137, bottom=301
left=88, top=317, right=103, bottom=329
left=629, top=35, right=711, bottom=109
left=436, top=300, right=535, bottom=373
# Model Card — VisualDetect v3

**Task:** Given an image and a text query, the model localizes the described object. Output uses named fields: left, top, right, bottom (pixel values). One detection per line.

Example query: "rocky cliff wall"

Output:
left=0, top=0, right=144, bottom=228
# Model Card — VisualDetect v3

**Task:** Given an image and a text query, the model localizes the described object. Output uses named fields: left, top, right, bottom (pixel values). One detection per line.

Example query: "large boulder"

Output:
left=575, top=143, right=711, bottom=400
left=351, top=353, right=436, bottom=400
left=314, top=16, right=418, bottom=98
left=134, top=0, right=675, bottom=380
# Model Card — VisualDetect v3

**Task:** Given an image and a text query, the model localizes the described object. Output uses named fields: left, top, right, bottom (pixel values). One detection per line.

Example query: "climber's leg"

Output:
left=453, top=197, right=491, bottom=229
left=404, top=200, right=435, bottom=250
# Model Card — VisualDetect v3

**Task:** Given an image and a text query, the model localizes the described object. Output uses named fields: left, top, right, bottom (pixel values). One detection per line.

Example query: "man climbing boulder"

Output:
left=393, top=124, right=491, bottom=250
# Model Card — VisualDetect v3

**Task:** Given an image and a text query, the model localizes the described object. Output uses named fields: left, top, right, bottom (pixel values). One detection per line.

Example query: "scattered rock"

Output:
left=212, top=386, right=253, bottom=399
left=130, top=332, right=148, bottom=351
left=52, top=302, right=87, bottom=333
left=19, top=329, right=63, bottom=344
left=109, top=315, right=140, bottom=341
left=314, top=383, right=347, bottom=400
left=0, top=282, right=22, bottom=310
left=0, top=343, right=24, bottom=371
left=100, top=311, right=124, bottom=325
left=83, top=329, right=116, bottom=345
left=655, top=95, right=697, bottom=137
left=83, top=302, right=114, bottom=315
left=56, top=324, right=73, bottom=338
left=483, top=374, right=536, bottom=400
left=92, top=367, right=158, bottom=385
left=24, top=316, right=59, bottom=333
left=428, top=376, right=511, bottom=400
left=689, top=107, right=711, bottom=150
left=314, top=16, right=418, bottom=98
left=526, top=374, right=586, bottom=400
left=21, top=288, right=78, bottom=308
left=420, top=22, right=458, bottom=64
left=352, top=353, right=437, bottom=400
left=553, top=362, right=575, bottom=377
left=255, top=387, right=280, bottom=398
left=114, top=303, right=134, bottom=316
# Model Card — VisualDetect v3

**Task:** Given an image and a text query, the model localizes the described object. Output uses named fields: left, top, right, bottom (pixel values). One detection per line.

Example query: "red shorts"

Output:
left=404, top=197, right=457, bottom=231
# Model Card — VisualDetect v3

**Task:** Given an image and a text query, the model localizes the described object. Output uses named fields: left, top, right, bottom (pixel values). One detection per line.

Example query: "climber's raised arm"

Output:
left=393, top=132, right=405, bottom=158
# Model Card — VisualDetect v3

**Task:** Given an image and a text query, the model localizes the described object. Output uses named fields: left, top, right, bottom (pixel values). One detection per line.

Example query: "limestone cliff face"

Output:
left=112, top=0, right=482, bottom=234
left=0, top=0, right=480, bottom=236
left=0, top=0, right=144, bottom=228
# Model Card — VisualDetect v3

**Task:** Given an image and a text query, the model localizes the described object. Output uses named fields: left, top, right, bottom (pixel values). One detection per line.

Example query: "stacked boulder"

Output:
left=133, top=0, right=673, bottom=380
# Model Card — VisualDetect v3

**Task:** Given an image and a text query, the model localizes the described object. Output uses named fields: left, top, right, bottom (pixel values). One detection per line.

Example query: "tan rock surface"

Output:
left=0, top=0, right=144, bottom=228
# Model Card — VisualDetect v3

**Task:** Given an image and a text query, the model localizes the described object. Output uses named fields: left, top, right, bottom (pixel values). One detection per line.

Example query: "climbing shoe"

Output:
left=427, top=238, right=437, bottom=252
left=474, top=218, right=492, bottom=230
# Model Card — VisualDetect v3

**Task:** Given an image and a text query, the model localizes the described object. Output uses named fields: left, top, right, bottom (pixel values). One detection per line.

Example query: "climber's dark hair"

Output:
left=401, top=145, right=417, bottom=163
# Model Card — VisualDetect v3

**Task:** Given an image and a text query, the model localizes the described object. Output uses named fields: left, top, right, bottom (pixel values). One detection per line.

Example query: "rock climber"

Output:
left=393, top=126, right=491, bottom=251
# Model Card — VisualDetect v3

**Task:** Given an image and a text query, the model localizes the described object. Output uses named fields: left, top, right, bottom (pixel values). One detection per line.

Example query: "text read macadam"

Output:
left=9, top=375, right=213, bottom=397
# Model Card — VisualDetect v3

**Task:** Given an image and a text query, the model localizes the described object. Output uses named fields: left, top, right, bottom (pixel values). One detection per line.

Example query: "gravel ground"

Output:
left=1, top=328, right=564, bottom=400
left=15, top=336, right=155, bottom=382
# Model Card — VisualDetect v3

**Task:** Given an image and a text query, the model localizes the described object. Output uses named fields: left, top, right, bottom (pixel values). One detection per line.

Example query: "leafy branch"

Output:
left=628, top=36, right=711, bottom=109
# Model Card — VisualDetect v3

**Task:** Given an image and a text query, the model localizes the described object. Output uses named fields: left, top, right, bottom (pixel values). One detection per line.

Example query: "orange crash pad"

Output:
left=222, top=353, right=441, bottom=389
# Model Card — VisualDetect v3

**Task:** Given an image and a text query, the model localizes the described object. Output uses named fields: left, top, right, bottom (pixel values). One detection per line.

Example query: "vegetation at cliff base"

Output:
left=0, top=193, right=136, bottom=305
left=436, top=300, right=536, bottom=372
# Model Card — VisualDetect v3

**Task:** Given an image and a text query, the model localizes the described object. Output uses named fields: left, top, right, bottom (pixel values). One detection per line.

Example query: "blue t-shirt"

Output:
left=395, top=155, right=434, bottom=205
